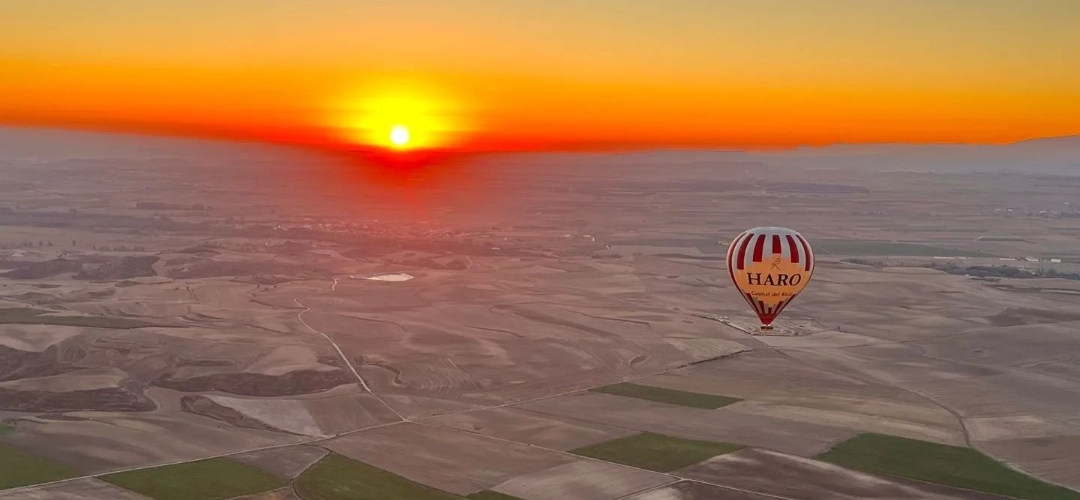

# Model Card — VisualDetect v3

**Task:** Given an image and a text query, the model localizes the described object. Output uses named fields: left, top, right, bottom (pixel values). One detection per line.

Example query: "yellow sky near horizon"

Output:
left=2, top=0, right=1079, bottom=150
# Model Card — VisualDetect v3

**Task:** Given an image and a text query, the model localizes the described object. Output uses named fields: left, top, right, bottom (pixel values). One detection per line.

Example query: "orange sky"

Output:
left=2, top=0, right=1079, bottom=151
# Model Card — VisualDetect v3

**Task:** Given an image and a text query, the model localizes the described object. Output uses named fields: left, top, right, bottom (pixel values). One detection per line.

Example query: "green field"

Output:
left=817, top=434, right=1080, bottom=500
left=591, top=383, right=741, bottom=409
left=0, top=422, right=14, bottom=436
left=571, top=433, right=742, bottom=472
left=100, top=458, right=287, bottom=500
left=467, top=492, right=523, bottom=500
left=296, top=453, right=463, bottom=500
left=813, top=239, right=992, bottom=257
left=0, top=307, right=153, bottom=329
left=0, top=443, right=79, bottom=490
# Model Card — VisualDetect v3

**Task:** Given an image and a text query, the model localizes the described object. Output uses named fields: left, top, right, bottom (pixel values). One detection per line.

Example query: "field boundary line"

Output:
left=293, top=298, right=405, bottom=421
left=0, top=336, right=746, bottom=495
left=411, top=420, right=801, bottom=500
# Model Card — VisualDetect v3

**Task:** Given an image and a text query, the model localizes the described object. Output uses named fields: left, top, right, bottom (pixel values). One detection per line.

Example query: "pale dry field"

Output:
left=0, top=479, right=151, bottom=500
left=422, top=407, right=637, bottom=450
left=4, top=391, right=307, bottom=473
left=230, top=489, right=303, bottom=500
left=623, top=481, right=776, bottom=500
left=489, top=460, right=673, bottom=500
left=230, top=445, right=330, bottom=479
left=325, top=422, right=574, bottom=495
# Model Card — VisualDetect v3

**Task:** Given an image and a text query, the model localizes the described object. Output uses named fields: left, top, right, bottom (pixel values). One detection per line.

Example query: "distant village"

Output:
left=992, top=203, right=1080, bottom=219
left=933, top=256, right=1064, bottom=264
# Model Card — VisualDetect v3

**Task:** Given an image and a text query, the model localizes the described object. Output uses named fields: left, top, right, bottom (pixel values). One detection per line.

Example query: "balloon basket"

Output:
left=715, top=316, right=804, bottom=337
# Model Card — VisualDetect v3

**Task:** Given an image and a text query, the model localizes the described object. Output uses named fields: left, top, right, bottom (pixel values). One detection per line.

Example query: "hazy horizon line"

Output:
left=2, top=123, right=1077, bottom=156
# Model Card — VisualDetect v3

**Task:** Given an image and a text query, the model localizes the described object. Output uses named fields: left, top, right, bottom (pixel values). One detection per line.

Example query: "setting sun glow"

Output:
left=389, top=125, right=410, bottom=148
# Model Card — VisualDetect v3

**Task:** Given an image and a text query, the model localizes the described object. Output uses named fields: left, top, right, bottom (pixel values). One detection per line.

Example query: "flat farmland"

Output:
left=1, top=132, right=1079, bottom=498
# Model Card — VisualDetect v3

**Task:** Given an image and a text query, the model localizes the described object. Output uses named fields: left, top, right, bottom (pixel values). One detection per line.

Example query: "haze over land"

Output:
left=1, top=128, right=1079, bottom=499
left=3, top=126, right=1078, bottom=174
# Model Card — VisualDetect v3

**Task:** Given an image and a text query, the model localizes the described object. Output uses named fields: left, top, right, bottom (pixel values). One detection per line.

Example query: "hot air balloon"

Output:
left=725, top=227, right=815, bottom=331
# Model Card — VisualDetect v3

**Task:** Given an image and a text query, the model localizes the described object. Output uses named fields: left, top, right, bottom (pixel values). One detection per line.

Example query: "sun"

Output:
left=389, top=125, right=411, bottom=148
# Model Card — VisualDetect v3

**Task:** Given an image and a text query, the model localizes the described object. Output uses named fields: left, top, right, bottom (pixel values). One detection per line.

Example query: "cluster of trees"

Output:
left=927, top=262, right=1080, bottom=281
left=842, top=258, right=887, bottom=267
left=1, top=240, right=78, bottom=249
left=134, top=201, right=213, bottom=211
left=93, top=245, right=148, bottom=252
left=1, top=241, right=154, bottom=251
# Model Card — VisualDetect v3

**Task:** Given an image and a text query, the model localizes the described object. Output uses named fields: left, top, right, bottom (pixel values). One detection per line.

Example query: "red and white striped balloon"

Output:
left=725, top=227, right=815, bottom=329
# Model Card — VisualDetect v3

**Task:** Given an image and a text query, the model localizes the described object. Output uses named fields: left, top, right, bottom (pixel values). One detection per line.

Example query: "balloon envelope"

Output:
left=726, top=227, right=815, bottom=328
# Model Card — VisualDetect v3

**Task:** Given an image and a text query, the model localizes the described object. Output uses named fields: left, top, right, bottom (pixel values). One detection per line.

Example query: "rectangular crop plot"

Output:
left=229, top=445, right=329, bottom=479
left=0, top=478, right=154, bottom=500
left=590, top=383, right=740, bottom=409
left=468, top=492, right=524, bottom=500
left=623, top=481, right=776, bottom=500
left=424, top=407, right=636, bottom=451
left=490, top=460, right=671, bottom=500
left=817, top=433, right=1080, bottom=500
left=0, top=443, right=79, bottom=490
left=0, top=308, right=153, bottom=329
left=571, top=433, right=741, bottom=473
left=100, top=458, right=287, bottom=500
left=295, top=453, right=462, bottom=500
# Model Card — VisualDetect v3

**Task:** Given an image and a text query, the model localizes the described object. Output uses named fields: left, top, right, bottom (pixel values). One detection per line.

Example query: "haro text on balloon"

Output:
left=744, top=272, right=804, bottom=287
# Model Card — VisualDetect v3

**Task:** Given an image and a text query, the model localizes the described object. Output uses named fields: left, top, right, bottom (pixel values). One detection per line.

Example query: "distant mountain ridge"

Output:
left=514, top=135, right=1080, bottom=175
left=0, top=126, right=301, bottom=164
left=758, top=135, right=1080, bottom=174
left=1012, top=134, right=1080, bottom=147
